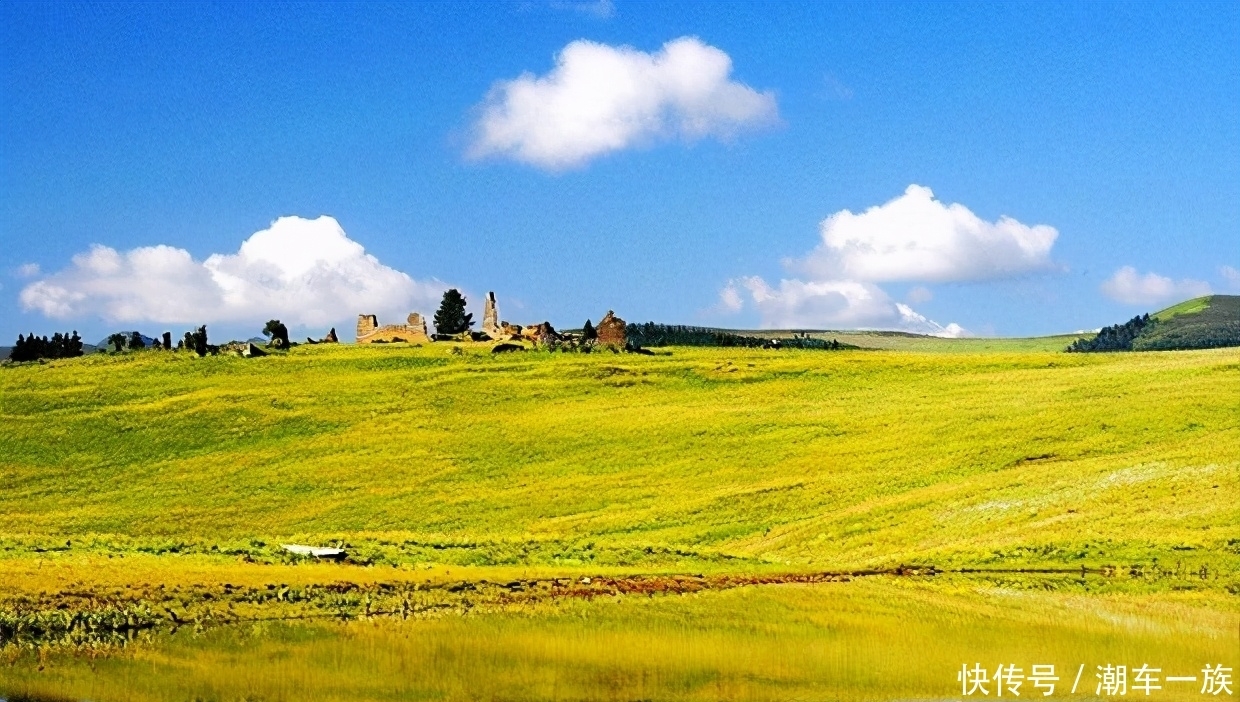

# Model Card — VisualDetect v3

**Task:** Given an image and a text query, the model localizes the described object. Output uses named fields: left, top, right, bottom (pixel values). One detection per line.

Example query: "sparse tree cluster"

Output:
left=9, top=331, right=84, bottom=362
left=19, top=323, right=217, bottom=360
left=624, top=323, right=846, bottom=350
left=1067, top=314, right=1151, bottom=352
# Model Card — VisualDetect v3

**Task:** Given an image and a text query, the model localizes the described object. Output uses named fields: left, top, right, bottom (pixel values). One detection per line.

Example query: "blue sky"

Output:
left=2, top=1, right=1237, bottom=343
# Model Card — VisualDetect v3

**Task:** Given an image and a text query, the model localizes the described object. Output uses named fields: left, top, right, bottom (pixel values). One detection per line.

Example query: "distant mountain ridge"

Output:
left=1069, top=295, right=1240, bottom=352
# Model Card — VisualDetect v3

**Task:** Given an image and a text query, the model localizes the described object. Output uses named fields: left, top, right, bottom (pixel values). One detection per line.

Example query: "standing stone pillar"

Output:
left=482, top=292, right=501, bottom=338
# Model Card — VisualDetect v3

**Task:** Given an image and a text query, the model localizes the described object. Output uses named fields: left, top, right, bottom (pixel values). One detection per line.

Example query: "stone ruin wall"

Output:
left=356, top=313, right=430, bottom=344
left=596, top=311, right=626, bottom=348
left=354, top=294, right=613, bottom=348
left=482, top=292, right=501, bottom=338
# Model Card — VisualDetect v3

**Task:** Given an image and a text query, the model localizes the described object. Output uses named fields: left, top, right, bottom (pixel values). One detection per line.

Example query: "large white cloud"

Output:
left=716, top=184, right=1064, bottom=334
left=468, top=36, right=778, bottom=170
left=792, top=185, right=1059, bottom=283
left=20, top=216, right=446, bottom=328
left=1100, top=266, right=1212, bottom=306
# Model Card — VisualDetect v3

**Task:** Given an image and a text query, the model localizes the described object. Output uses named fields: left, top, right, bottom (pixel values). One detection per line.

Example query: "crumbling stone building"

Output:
left=596, top=310, right=626, bottom=348
left=356, top=313, right=430, bottom=344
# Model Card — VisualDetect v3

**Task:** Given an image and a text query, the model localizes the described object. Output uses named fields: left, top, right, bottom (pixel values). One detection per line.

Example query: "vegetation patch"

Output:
left=1069, top=295, right=1240, bottom=352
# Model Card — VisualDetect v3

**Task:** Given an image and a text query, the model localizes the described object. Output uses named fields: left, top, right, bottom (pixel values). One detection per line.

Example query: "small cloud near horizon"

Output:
left=1100, top=266, right=1212, bottom=306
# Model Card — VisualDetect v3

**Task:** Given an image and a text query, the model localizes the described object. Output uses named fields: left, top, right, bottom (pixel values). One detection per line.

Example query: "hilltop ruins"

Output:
left=356, top=312, right=430, bottom=344
left=355, top=292, right=625, bottom=349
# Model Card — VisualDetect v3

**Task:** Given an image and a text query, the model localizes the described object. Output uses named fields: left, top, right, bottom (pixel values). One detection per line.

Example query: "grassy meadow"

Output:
left=2, top=340, right=1238, bottom=698
left=2, top=342, right=1236, bottom=575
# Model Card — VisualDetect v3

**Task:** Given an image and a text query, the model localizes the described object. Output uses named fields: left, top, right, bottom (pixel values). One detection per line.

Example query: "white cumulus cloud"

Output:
left=15, top=263, right=41, bottom=278
left=20, top=216, right=446, bottom=329
left=468, top=36, right=778, bottom=170
left=792, top=185, right=1059, bottom=283
left=716, top=185, right=1060, bottom=334
left=1100, top=266, right=1212, bottom=306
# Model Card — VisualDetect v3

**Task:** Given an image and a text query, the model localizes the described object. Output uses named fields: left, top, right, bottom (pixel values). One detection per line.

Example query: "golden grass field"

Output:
left=1, top=341, right=1237, bottom=699
left=2, top=342, right=1236, bottom=574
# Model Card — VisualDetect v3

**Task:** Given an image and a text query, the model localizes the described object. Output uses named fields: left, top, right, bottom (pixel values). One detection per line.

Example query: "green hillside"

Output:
left=1067, top=294, right=1240, bottom=352
left=1134, top=294, right=1240, bottom=350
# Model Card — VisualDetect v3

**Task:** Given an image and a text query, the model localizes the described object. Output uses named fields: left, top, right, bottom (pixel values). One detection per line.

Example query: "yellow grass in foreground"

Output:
left=2, top=343, right=1236, bottom=578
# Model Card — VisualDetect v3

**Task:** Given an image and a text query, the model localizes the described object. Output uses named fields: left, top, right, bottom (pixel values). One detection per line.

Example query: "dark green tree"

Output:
left=433, top=289, right=473, bottom=335
left=129, top=331, right=145, bottom=350
left=107, top=333, right=127, bottom=353
left=581, top=319, right=597, bottom=342
left=11, top=334, right=29, bottom=362
left=17, top=334, right=42, bottom=361
left=191, top=326, right=208, bottom=356
left=263, top=319, right=290, bottom=347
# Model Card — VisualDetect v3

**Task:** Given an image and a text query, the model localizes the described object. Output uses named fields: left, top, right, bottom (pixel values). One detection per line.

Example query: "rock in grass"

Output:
left=282, top=544, right=346, bottom=560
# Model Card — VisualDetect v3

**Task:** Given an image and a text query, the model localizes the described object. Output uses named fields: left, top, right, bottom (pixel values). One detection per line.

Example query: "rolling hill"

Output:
left=1134, top=294, right=1240, bottom=350
left=1069, top=295, right=1240, bottom=352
